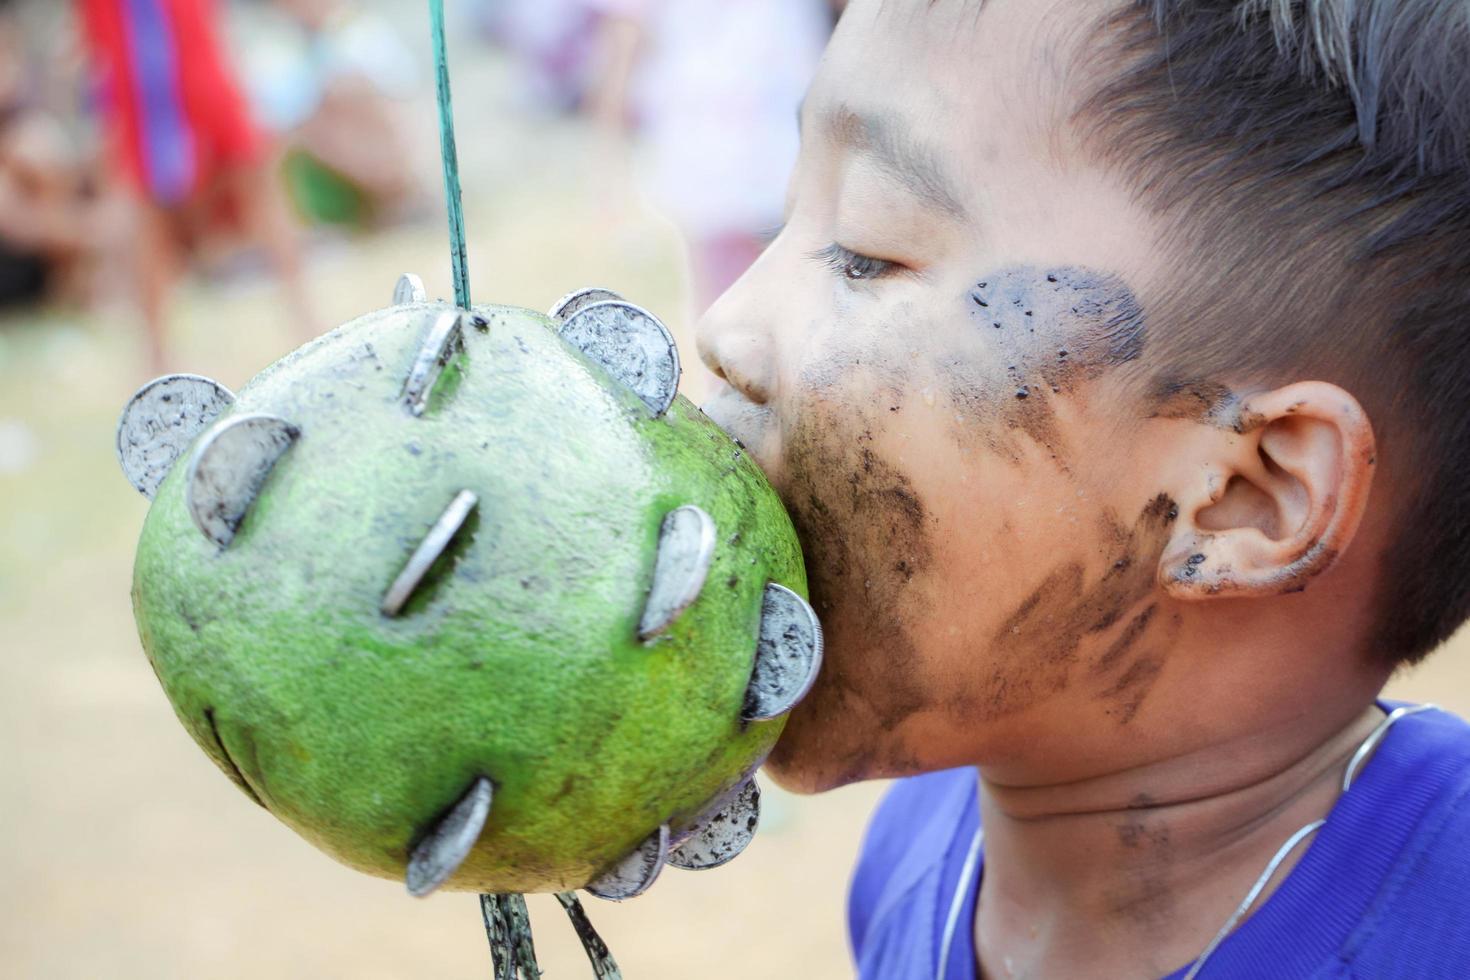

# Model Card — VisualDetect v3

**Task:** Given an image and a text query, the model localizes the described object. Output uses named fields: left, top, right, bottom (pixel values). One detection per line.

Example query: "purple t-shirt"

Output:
left=849, top=704, right=1470, bottom=979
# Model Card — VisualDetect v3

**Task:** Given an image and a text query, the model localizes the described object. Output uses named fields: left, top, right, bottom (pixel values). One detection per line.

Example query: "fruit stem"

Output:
left=481, top=894, right=542, bottom=979
left=556, top=892, right=624, bottom=979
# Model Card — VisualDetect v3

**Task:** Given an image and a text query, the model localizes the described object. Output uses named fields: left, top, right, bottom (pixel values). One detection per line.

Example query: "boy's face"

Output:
left=698, top=0, right=1189, bottom=792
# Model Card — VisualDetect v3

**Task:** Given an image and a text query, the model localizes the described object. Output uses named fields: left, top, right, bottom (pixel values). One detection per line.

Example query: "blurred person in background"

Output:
left=587, top=0, right=833, bottom=313
left=474, top=0, right=602, bottom=118
left=245, top=0, right=424, bottom=229
left=0, top=1, right=108, bottom=309
left=77, top=0, right=315, bottom=371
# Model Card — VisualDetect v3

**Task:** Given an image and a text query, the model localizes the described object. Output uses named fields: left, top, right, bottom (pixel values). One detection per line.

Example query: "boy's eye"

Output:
left=811, top=243, right=897, bottom=282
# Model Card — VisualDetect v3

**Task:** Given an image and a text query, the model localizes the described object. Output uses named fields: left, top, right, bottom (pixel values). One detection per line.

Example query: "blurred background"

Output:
left=0, top=0, right=1463, bottom=977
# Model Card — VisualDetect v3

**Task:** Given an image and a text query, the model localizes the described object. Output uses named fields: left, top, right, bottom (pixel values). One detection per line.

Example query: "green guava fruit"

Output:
left=115, top=280, right=821, bottom=900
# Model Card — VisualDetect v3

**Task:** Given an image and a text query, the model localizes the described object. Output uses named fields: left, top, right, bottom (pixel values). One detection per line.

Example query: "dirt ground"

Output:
left=2, top=44, right=1468, bottom=980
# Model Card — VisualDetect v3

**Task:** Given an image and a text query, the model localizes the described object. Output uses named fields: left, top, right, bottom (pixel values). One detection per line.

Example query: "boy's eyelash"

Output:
left=810, top=243, right=897, bottom=282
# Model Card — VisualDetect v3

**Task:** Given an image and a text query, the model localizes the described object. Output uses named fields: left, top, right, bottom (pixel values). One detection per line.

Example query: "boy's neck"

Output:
left=973, top=702, right=1386, bottom=980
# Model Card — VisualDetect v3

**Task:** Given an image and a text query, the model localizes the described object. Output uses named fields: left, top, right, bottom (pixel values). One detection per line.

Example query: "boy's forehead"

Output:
left=801, top=0, right=1161, bottom=280
left=807, top=0, right=1109, bottom=185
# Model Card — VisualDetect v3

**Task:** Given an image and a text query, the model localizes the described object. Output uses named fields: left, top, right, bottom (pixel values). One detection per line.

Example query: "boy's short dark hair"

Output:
left=1074, top=0, right=1470, bottom=666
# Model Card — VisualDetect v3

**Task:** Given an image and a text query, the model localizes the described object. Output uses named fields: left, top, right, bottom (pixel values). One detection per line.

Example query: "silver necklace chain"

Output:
left=940, top=704, right=1439, bottom=980
left=1183, top=702, right=1439, bottom=978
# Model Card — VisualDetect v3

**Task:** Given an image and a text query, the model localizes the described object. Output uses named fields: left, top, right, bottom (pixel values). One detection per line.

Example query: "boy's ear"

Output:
left=1159, top=382, right=1377, bottom=599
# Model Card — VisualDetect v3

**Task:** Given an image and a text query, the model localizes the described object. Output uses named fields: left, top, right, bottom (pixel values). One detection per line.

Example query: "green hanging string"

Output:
left=430, top=0, right=470, bottom=309
left=429, top=9, right=628, bottom=979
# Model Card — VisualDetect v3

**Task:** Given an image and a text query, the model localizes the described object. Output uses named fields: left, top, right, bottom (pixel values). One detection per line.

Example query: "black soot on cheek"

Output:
left=765, top=398, right=936, bottom=787
left=940, top=266, right=1147, bottom=463
left=969, top=494, right=1181, bottom=725
left=1147, top=378, right=1239, bottom=429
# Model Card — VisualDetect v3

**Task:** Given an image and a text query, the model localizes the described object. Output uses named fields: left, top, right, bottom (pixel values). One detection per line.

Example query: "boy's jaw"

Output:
left=709, top=383, right=942, bottom=791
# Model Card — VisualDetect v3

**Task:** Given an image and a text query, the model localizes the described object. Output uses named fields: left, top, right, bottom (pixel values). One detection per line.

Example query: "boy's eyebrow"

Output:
left=819, top=104, right=968, bottom=218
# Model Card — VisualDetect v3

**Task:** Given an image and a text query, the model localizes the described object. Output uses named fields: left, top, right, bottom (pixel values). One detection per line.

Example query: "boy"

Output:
left=695, top=1, right=1470, bottom=977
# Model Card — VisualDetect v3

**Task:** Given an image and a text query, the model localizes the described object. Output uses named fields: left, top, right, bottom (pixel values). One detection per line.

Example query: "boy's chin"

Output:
left=759, top=751, right=836, bottom=796
left=761, top=709, right=883, bottom=795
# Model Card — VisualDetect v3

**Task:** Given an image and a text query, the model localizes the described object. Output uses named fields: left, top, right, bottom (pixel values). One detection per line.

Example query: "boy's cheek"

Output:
left=935, top=266, right=1148, bottom=461
left=752, top=378, right=1011, bottom=783
left=759, top=365, right=1166, bottom=781
left=743, top=267, right=1177, bottom=784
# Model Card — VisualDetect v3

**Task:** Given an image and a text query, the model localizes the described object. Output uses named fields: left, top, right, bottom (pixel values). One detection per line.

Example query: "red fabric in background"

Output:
left=77, top=0, right=263, bottom=203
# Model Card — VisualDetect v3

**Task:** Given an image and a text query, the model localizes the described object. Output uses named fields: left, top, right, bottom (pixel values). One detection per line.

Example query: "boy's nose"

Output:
left=695, top=279, right=776, bottom=406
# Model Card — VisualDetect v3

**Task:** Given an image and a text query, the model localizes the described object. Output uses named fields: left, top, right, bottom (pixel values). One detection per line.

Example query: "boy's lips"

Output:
left=700, top=388, right=776, bottom=462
